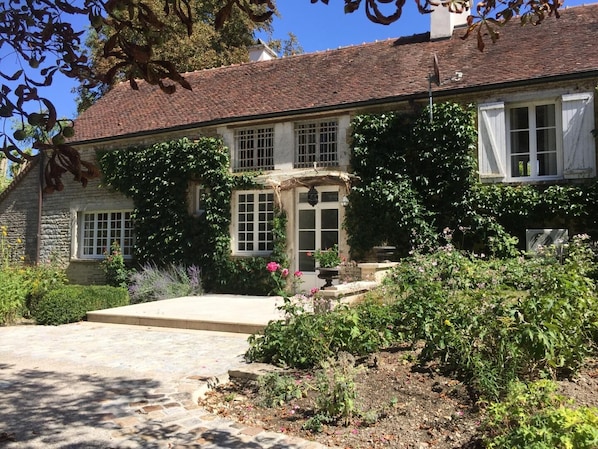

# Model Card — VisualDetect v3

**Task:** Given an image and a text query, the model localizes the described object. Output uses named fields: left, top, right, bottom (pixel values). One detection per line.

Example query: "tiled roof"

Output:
left=72, top=4, right=598, bottom=143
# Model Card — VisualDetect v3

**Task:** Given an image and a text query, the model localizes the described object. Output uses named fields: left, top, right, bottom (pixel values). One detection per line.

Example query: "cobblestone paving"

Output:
left=0, top=322, right=330, bottom=449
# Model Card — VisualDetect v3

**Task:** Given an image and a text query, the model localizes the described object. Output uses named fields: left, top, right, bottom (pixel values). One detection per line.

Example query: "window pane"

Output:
left=321, top=231, right=338, bottom=251
left=299, top=209, right=315, bottom=229
left=299, top=251, right=315, bottom=272
left=299, top=231, right=315, bottom=251
left=511, top=154, right=531, bottom=177
left=510, top=107, right=529, bottom=130
left=538, top=152, right=558, bottom=176
left=537, top=128, right=557, bottom=152
left=536, top=104, right=556, bottom=128
left=510, top=131, right=529, bottom=154
left=321, top=209, right=338, bottom=230
left=321, top=191, right=339, bottom=202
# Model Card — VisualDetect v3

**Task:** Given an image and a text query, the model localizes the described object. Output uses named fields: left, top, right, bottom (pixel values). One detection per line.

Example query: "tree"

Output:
left=0, top=0, right=563, bottom=193
left=76, top=0, right=273, bottom=112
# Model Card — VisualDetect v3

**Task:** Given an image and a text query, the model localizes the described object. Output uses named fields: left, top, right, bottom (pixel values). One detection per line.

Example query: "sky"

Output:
left=4, top=0, right=591, bottom=121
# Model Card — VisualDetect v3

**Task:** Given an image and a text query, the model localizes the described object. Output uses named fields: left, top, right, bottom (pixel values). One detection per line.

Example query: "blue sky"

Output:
left=6, top=0, right=591, bottom=120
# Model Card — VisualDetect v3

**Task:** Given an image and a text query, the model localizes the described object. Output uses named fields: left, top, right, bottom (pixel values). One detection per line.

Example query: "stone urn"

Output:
left=317, top=266, right=340, bottom=288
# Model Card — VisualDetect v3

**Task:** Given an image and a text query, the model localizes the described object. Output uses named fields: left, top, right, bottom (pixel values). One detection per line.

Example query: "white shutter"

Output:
left=562, top=92, right=596, bottom=179
left=478, top=102, right=506, bottom=183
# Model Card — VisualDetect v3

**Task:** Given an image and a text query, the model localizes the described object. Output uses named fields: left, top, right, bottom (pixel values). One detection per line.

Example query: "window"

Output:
left=235, top=191, right=274, bottom=254
left=508, top=103, right=559, bottom=179
left=294, top=120, right=338, bottom=168
left=79, top=211, right=134, bottom=259
left=478, top=92, right=596, bottom=182
left=233, top=127, right=274, bottom=172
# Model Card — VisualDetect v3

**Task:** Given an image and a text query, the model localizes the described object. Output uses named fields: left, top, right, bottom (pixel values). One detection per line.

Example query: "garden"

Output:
left=200, top=236, right=598, bottom=448
left=1, top=101, right=598, bottom=448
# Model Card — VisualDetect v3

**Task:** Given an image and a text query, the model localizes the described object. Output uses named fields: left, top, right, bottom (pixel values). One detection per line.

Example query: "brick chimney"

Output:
left=430, top=2, right=470, bottom=40
left=248, top=39, right=278, bottom=62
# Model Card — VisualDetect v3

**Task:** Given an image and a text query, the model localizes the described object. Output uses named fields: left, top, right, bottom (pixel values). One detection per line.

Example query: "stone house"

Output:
left=1, top=4, right=597, bottom=288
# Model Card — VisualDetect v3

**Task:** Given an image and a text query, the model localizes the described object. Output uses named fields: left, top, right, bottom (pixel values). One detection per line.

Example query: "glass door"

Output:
left=297, top=187, right=339, bottom=290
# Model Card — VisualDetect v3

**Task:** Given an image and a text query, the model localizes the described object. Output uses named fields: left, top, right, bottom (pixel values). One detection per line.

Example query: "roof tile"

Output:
left=72, top=4, right=598, bottom=143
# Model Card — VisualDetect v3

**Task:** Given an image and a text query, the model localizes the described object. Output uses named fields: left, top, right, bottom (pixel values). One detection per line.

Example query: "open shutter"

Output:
left=562, top=92, right=596, bottom=179
left=478, top=102, right=506, bottom=183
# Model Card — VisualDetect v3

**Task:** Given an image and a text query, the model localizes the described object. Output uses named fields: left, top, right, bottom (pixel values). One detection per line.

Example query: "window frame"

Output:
left=233, top=126, right=274, bottom=172
left=77, top=210, right=134, bottom=260
left=233, top=190, right=275, bottom=256
left=294, top=119, right=339, bottom=168
left=505, top=99, right=563, bottom=182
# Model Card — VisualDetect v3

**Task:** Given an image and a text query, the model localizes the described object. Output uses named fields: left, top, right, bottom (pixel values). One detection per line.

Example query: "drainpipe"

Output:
left=36, top=151, right=44, bottom=265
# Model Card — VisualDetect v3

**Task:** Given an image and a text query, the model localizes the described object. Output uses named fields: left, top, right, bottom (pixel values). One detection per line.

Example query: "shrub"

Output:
left=483, top=380, right=598, bottom=449
left=22, top=264, right=68, bottom=317
left=257, top=372, right=305, bottom=408
left=245, top=297, right=400, bottom=368
left=128, top=263, right=202, bottom=304
left=101, top=241, right=132, bottom=288
left=33, top=285, right=129, bottom=325
left=384, top=236, right=598, bottom=399
left=0, top=269, right=28, bottom=324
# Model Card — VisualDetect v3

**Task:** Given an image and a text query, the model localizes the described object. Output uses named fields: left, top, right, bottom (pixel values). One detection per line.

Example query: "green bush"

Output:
left=384, top=235, right=598, bottom=400
left=22, top=264, right=68, bottom=317
left=0, top=269, right=28, bottom=324
left=246, top=297, right=401, bottom=368
left=483, top=380, right=598, bottom=449
left=33, top=285, right=130, bottom=325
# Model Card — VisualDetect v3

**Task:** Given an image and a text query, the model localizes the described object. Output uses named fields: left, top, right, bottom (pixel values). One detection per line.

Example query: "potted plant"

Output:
left=313, top=244, right=341, bottom=288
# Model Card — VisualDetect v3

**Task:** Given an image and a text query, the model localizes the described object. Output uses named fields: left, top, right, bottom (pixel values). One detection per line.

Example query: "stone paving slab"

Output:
left=87, top=295, right=285, bottom=334
left=0, top=322, right=332, bottom=449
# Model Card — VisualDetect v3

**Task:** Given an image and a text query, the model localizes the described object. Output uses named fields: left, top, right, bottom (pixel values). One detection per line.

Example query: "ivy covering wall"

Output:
left=99, top=137, right=277, bottom=293
left=347, top=103, right=598, bottom=259
left=98, top=108, right=598, bottom=292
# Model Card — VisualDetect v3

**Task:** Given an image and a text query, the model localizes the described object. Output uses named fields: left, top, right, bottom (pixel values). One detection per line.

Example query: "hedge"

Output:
left=33, top=285, right=130, bottom=325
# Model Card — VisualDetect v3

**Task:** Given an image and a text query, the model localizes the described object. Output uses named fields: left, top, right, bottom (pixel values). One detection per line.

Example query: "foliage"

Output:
left=314, top=352, right=360, bottom=426
left=245, top=296, right=400, bottom=368
left=0, top=224, right=25, bottom=267
left=0, top=268, right=28, bottom=324
left=257, top=372, right=305, bottom=408
left=247, top=235, right=598, bottom=400
left=483, top=380, right=598, bottom=449
left=349, top=104, right=598, bottom=258
left=313, top=244, right=341, bottom=268
left=23, top=264, right=68, bottom=317
left=383, top=235, right=598, bottom=400
left=347, top=103, right=477, bottom=258
left=128, top=263, right=202, bottom=304
left=76, top=0, right=272, bottom=112
left=99, top=137, right=254, bottom=291
left=101, top=241, right=132, bottom=288
left=33, top=285, right=129, bottom=325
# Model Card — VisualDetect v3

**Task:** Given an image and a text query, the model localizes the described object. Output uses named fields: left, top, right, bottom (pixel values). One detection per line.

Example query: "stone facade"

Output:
left=0, top=149, right=134, bottom=284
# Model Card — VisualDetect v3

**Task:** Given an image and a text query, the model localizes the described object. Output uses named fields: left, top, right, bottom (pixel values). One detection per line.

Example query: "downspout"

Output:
left=36, top=151, right=44, bottom=265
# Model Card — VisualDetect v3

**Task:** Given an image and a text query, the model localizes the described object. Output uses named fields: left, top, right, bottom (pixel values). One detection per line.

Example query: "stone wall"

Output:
left=0, top=161, right=41, bottom=263
left=0, top=149, right=134, bottom=284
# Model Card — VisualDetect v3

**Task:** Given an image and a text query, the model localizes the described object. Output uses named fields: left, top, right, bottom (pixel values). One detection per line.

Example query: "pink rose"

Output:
left=294, top=270, right=303, bottom=277
left=281, top=268, right=289, bottom=277
left=266, top=261, right=280, bottom=272
left=310, top=287, right=320, bottom=295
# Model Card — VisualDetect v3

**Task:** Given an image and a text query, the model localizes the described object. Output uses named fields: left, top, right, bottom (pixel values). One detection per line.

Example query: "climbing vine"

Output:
left=348, top=103, right=598, bottom=258
left=100, top=138, right=247, bottom=290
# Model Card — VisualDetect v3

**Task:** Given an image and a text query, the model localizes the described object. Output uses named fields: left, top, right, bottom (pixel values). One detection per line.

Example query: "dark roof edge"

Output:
left=71, top=70, right=598, bottom=148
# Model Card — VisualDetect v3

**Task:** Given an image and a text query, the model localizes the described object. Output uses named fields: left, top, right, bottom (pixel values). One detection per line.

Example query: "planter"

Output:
left=317, top=266, right=340, bottom=289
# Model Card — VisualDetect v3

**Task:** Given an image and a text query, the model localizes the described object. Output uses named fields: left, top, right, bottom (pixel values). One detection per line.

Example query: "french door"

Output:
left=297, top=187, right=339, bottom=290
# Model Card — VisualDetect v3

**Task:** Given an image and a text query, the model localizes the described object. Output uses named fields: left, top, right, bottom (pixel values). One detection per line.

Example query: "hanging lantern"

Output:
left=307, top=185, right=319, bottom=207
